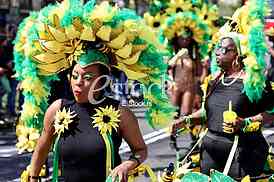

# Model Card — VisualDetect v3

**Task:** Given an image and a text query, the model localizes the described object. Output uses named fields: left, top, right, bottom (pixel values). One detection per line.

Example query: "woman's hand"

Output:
left=223, top=117, right=244, bottom=134
left=171, top=117, right=188, bottom=135
left=110, top=161, right=136, bottom=182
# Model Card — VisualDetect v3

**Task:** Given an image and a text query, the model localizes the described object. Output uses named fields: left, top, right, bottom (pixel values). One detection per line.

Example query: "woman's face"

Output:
left=176, top=36, right=193, bottom=48
left=215, top=38, right=238, bottom=71
left=71, top=64, right=104, bottom=103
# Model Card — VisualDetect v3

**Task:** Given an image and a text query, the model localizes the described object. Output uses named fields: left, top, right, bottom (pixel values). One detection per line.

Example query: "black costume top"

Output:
left=201, top=77, right=274, bottom=177
left=59, top=97, right=122, bottom=182
left=206, top=77, right=274, bottom=136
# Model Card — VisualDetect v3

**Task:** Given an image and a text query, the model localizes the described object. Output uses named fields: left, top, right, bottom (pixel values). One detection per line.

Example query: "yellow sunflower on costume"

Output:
left=16, top=124, right=40, bottom=154
left=92, top=105, right=120, bottom=135
left=54, top=108, right=77, bottom=135
left=196, top=4, right=219, bottom=34
left=165, top=0, right=193, bottom=15
left=144, top=12, right=167, bottom=30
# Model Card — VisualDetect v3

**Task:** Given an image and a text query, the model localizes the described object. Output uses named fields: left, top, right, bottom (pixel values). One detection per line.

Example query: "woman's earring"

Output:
left=232, top=60, right=237, bottom=70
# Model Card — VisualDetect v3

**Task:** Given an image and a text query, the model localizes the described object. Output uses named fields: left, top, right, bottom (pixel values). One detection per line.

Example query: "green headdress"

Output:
left=161, top=11, right=211, bottom=59
left=211, top=0, right=273, bottom=105
left=78, top=49, right=110, bottom=68
left=15, top=0, right=178, bottom=181
left=145, top=0, right=220, bottom=59
left=14, top=0, right=176, bottom=153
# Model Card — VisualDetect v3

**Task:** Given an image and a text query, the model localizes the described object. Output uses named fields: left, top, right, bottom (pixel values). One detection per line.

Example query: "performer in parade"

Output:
left=172, top=1, right=274, bottom=179
left=14, top=0, right=176, bottom=181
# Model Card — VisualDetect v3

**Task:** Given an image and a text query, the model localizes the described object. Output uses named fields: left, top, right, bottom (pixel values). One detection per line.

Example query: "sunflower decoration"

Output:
left=162, top=11, right=211, bottom=59
left=144, top=12, right=167, bottom=30
left=196, top=3, right=220, bottom=35
left=14, top=0, right=176, bottom=156
left=91, top=105, right=121, bottom=176
left=165, top=0, right=193, bottom=15
left=92, top=105, right=120, bottom=135
left=54, top=107, right=77, bottom=135
left=143, top=0, right=169, bottom=32
left=16, top=123, right=40, bottom=154
left=243, top=122, right=261, bottom=133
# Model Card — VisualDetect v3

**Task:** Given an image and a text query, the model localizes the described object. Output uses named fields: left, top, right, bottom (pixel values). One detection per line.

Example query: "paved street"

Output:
left=0, top=106, right=274, bottom=182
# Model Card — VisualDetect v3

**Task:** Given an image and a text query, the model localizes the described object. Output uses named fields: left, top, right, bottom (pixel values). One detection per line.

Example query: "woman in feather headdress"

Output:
left=16, top=0, right=176, bottom=181
left=172, top=0, right=274, bottom=179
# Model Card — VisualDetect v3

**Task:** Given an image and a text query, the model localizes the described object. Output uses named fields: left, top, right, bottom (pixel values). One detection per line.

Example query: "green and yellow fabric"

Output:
left=14, top=0, right=176, bottom=153
left=161, top=11, right=211, bottom=59
left=144, top=0, right=220, bottom=57
left=211, top=0, right=274, bottom=105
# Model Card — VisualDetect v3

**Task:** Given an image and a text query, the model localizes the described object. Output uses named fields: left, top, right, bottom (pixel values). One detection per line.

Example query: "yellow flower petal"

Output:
left=91, top=105, right=120, bottom=134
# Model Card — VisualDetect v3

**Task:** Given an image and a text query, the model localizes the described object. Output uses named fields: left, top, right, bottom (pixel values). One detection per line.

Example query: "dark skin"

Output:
left=176, top=36, right=193, bottom=49
left=170, top=36, right=195, bottom=115
left=215, top=37, right=239, bottom=74
left=30, top=63, right=147, bottom=182
left=172, top=37, right=264, bottom=134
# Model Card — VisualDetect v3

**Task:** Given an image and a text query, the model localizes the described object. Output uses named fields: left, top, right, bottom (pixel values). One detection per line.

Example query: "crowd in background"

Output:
left=0, top=22, right=23, bottom=124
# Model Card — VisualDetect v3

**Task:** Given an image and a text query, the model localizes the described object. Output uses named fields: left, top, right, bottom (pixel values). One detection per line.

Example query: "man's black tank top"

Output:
left=59, top=97, right=122, bottom=182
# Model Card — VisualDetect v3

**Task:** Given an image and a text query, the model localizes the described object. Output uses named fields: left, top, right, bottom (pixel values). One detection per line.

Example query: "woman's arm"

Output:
left=110, top=106, right=147, bottom=181
left=29, top=99, right=61, bottom=182
left=119, top=106, right=147, bottom=167
left=172, top=108, right=204, bottom=135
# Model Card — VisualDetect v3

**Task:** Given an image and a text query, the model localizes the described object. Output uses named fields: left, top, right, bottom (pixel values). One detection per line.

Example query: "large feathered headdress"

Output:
left=14, top=0, right=176, bottom=153
left=211, top=0, right=273, bottom=104
left=144, top=0, right=220, bottom=59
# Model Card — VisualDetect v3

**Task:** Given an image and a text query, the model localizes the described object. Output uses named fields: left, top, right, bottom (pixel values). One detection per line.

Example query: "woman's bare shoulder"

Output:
left=43, top=99, right=62, bottom=132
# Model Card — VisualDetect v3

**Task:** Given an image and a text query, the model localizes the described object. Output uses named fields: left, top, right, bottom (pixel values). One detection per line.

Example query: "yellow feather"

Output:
left=72, top=18, right=84, bottom=32
left=47, top=25, right=69, bottom=42
left=53, top=14, right=60, bottom=28
left=131, top=44, right=147, bottom=54
left=36, top=59, right=70, bottom=75
left=96, top=25, right=111, bottom=41
left=40, top=40, right=66, bottom=53
left=33, top=52, right=66, bottom=64
left=21, top=78, right=49, bottom=104
left=115, top=44, right=132, bottom=58
left=115, top=63, right=147, bottom=80
left=36, top=23, right=54, bottom=41
left=116, top=51, right=141, bottom=65
left=107, top=31, right=127, bottom=49
left=65, top=25, right=80, bottom=39
left=90, top=1, right=117, bottom=22
left=21, top=102, right=42, bottom=121
left=80, top=25, right=95, bottom=41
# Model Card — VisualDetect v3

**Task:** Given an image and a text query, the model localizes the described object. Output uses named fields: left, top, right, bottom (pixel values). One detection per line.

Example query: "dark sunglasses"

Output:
left=215, top=46, right=236, bottom=55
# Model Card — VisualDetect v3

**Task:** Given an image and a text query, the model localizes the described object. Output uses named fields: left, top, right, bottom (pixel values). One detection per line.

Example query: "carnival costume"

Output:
left=175, top=0, right=274, bottom=181
left=149, top=1, right=218, bottom=146
left=144, top=0, right=220, bottom=37
left=14, top=0, right=176, bottom=181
